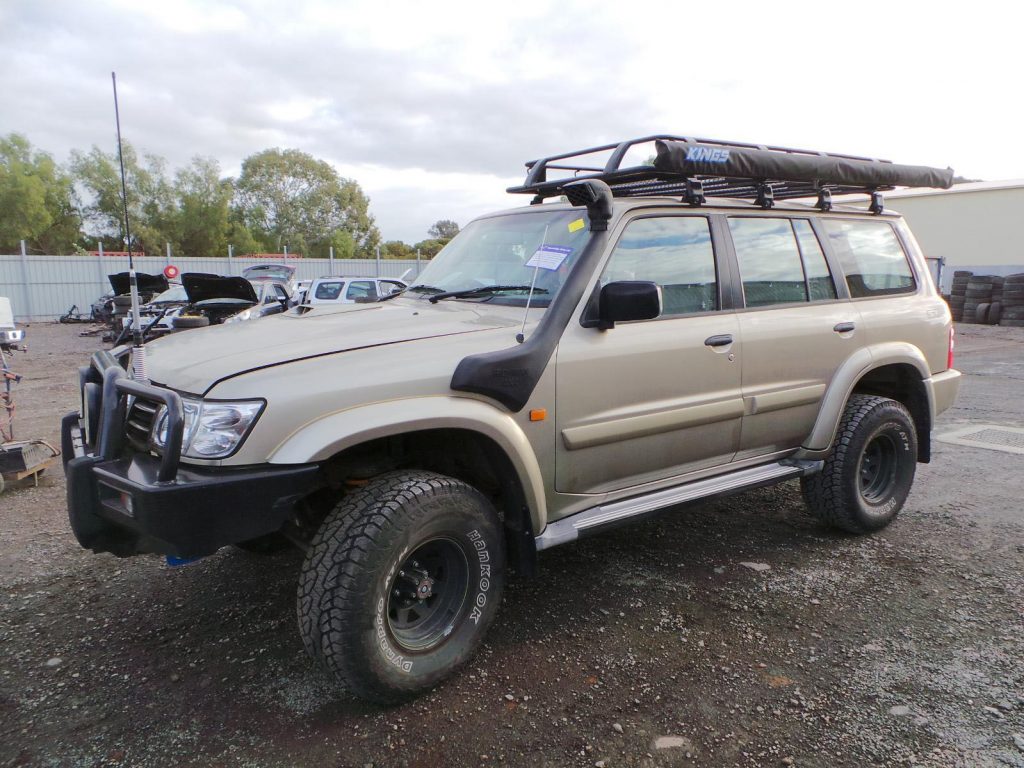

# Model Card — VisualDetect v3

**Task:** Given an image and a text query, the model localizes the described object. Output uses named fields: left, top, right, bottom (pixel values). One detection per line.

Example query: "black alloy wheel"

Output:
left=801, top=394, right=918, bottom=534
left=387, top=537, right=471, bottom=653
left=858, top=433, right=900, bottom=504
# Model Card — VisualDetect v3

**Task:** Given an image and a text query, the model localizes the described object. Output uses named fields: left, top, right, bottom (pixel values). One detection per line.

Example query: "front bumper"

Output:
left=62, top=351, right=320, bottom=558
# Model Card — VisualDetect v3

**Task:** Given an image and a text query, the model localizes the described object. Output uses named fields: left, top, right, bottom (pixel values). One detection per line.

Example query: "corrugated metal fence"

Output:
left=0, top=254, right=423, bottom=321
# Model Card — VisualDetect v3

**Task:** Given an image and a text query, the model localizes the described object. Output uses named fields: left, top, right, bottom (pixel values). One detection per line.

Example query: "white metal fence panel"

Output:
left=0, top=255, right=423, bottom=321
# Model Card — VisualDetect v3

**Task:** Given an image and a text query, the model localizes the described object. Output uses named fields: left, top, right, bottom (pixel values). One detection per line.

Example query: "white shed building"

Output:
left=874, top=180, right=1024, bottom=291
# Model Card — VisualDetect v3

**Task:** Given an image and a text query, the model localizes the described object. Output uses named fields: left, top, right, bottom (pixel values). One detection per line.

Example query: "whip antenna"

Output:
left=111, top=71, right=148, bottom=382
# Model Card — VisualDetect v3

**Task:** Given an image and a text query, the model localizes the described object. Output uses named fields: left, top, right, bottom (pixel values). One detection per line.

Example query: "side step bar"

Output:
left=535, top=459, right=823, bottom=551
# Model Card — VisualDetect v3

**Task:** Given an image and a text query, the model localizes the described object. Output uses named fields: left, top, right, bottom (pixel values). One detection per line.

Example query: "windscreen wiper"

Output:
left=427, top=285, right=548, bottom=304
left=405, top=284, right=445, bottom=294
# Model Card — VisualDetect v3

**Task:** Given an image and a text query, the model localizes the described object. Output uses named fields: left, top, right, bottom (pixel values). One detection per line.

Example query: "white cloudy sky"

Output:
left=2, top=0, right=1022, bottom=243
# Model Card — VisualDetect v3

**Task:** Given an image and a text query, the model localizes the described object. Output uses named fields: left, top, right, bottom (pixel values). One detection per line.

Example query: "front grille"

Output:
left=125, top=398, right=159, bottom=450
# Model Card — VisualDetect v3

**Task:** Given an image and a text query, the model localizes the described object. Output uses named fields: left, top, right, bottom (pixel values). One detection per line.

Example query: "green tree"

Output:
left=382, top=240, right=414, bottom=259
left=414, top=238, right=449, bottom=259
left=174, top=156, right=232, bottom=257
left=320, top=229, right=355, bottom=259
left=0, top=133, right=80, bottom=254
left=226, top=218, right=261, bottom=256
left=70, top=141, right=176, bottom=255
left=234, top=148, right=381, bottom=257
left=428, top=219, right=460, bottom=240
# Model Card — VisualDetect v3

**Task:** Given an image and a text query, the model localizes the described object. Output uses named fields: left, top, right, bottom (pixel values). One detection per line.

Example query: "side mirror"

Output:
left=596, top=281, right=661, bottom=329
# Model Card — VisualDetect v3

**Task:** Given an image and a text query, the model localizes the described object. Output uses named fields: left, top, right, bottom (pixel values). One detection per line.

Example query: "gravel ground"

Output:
left=1, top=322, right=1022, bottom=768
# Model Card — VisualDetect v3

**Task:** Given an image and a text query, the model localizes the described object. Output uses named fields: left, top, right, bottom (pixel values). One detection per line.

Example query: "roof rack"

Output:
left=507, top=135, right=954, bottom=210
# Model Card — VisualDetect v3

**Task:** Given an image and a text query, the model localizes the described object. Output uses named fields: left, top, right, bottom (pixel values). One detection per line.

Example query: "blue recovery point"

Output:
left=165, top=555, right=203, bottom=567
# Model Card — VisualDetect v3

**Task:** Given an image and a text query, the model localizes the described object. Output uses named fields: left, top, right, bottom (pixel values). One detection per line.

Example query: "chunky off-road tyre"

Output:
left=801, top=394, right=917, bottom=534
left=173, top=314, right=210, bottom=329
left=297, top=471, right=505, bottom=704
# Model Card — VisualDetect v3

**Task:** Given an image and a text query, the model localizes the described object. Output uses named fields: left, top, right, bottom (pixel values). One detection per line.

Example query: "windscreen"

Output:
left=409, top=209, right=591, bottom=306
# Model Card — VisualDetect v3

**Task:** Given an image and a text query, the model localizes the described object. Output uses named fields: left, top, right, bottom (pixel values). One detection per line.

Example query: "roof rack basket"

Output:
left=507, top=135, right=954, bottom=209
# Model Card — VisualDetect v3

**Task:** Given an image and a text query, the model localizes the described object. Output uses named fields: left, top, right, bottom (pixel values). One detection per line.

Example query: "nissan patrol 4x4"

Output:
left=62, top=135, right=961, bottom=703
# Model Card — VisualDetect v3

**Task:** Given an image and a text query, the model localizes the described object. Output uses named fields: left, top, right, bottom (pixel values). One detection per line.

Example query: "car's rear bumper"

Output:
left=929, top=368, right=962, bottom=419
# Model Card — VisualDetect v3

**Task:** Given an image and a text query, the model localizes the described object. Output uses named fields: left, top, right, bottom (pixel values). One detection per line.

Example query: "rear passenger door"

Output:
left=727, top=216, right=859, bottom=459
left=819, top=218, right=945, bottom=363
left=555, top=215, right=742, bottom=494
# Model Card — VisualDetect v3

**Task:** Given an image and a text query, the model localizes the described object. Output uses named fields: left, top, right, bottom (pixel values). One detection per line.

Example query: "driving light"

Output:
left=152, top=397, right=264, bottom=459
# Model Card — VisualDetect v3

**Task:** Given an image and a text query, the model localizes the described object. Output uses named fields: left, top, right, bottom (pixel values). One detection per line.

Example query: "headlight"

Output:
left=224, top=308, right=253, bottom=324
left=152, top=396, right=264, bottom=459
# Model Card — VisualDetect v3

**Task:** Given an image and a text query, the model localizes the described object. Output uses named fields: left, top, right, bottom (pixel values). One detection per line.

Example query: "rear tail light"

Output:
left=947, top=325, right=955, bottom=370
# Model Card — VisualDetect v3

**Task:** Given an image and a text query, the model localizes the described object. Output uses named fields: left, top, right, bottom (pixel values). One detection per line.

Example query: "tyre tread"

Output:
left=297, top=470, right=495, bottom=703
left=801, top=394, right=914, bottom=534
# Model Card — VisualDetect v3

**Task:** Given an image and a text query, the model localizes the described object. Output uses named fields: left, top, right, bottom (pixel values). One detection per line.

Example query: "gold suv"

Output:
left=63, top=135, right=961, bottom=703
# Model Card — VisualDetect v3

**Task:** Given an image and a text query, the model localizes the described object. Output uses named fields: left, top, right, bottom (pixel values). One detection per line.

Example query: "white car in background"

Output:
left=304, top=276, right=406, bottom=305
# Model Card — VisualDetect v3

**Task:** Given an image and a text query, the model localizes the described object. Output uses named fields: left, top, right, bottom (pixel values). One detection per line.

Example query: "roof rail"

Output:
left=507, top=135, right=954, bottom=208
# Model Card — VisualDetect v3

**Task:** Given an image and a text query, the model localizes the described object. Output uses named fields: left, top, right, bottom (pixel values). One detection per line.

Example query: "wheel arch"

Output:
left=800, top=343, right=933, bottom=461
left=269, top=397, right=546, bottom=572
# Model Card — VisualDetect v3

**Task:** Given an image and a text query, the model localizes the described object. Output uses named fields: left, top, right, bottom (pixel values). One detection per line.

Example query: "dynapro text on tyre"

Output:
left=62, top=135, right=961, bottom=703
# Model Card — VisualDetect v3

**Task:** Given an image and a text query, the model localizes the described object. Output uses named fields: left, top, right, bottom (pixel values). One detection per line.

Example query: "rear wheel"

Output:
left=297, top=471, right=505, bottom=704
left=801, top=394, right=917, bottom=534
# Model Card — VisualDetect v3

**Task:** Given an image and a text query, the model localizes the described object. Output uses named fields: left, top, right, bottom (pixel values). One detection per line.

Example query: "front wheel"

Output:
left=801, top=394, right=918, bottom=534
left=297, top=471, right=505, bottom=704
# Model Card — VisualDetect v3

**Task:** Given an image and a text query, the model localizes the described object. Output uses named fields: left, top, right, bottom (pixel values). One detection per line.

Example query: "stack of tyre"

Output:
left=986, top=276, right=1005, bottom=325
left=1001, top=274, right=1024, bottom=327
left=963, top=276, right=993, bottom=324
left=948, top=271, right=971, bottom=321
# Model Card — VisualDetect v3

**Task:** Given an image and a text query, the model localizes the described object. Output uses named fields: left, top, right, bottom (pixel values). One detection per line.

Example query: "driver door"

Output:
left=555, top=215, right=743, bottom=494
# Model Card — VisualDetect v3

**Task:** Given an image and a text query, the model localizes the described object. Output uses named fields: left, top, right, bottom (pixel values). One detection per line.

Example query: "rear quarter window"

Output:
left=823, top=219, right=916, bottom=298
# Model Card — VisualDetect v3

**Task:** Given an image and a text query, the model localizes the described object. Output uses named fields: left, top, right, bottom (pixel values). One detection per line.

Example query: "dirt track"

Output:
left=1, top=322, right=1023, bottom=768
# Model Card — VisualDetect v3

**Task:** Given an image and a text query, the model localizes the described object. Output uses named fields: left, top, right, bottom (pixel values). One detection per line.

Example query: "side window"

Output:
left=379, top=280, right=404, bottom=296
left=792, top=220, right=837, bottom=301
left=729, top=218, right=808, bottom=307
left=822, top=219, right=916, bottom=298
left=314, top=281, right=343, bottom=300
left=273, top=284, right=289, bottom=300
left=346, top=280, right=378, bottom=301
left=600, top=217, right=717, bottom=317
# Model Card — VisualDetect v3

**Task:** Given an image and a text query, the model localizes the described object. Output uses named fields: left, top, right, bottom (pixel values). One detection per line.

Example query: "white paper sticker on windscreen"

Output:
left=526, top=245, right=573, bottom=271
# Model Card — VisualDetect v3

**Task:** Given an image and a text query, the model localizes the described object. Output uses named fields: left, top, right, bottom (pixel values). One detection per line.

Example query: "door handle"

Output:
left=833, top=322, right=856, bottom=334
left=704, top=334, right=733, bottom=347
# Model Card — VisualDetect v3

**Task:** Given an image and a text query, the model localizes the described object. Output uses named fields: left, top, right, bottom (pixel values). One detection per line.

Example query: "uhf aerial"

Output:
left=111, top=72, right=148, bottom=382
